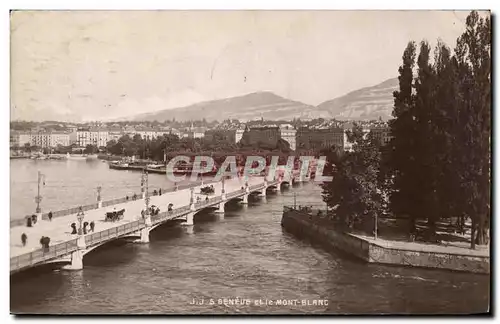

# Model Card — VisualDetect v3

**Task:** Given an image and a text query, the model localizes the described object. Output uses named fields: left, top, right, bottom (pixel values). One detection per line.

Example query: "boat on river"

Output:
left=109, top=161, right=129, bottom=170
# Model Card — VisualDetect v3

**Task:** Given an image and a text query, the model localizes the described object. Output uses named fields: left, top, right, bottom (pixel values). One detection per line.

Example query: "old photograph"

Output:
left=9, top=10, right=491, bottom=315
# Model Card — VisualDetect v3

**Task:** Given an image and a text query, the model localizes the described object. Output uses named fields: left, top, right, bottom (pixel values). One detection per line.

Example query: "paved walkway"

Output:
left=352, top=234, right=490, bottom=257
left=11, top=176, right=263, bottom=258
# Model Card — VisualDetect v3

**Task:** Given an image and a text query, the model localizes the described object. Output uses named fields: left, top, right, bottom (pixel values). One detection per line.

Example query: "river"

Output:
left=10, top=159, right=490, bottom=314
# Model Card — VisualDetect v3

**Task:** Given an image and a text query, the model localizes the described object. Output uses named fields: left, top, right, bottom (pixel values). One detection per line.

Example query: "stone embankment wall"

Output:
left=281, top=209, right=489, bottom=274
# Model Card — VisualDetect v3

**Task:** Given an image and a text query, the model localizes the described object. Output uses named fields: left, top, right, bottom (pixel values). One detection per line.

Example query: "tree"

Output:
left=453, top=11, right=491, bottom=248
left=387, top=41, right=419, bottom=230
left=84, top=144, right=97, bottom=154
left=321, top=124, right=384, bottom=235
left=414, top=40, right=440, bottom=239
left=387, top=11, right=491, bottom=247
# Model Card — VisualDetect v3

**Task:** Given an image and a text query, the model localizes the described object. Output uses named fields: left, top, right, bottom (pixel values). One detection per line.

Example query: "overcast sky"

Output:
left=10, top=10, right=478, bottom=122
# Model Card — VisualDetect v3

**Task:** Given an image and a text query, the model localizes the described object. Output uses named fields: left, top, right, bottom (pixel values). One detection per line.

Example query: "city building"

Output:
left=76, top=128, right=91, bottom=147
left=205, top=126, right=245, bottom=144
left=279, top=124, right=297, bottom=151
left=49, top=132, right=70, bottom=147
left=185, top=127, right=206, bottom=139
left=10, top=131, right=31, bottom=148
left=297, top=126, right=345, bottom=151
left=241, top=125, right=281, bottom=149
left=30, top=132, right=51, bottom=148
left=107, top=127, right=124, bottom=142
left=296, top=120, right=391, bottom=152
left=89, top=128, right=110, bottom=147
left=134, top=128, right=159, bottom=141
left=76, top=128, right=109, bottom=147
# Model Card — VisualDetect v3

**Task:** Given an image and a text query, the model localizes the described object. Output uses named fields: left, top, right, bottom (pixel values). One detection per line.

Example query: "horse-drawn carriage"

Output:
left=105, top=208, right=125, bottom=222
left=150, top=205, right=160, bottom=216
left=200, top=185, right=215, bottom=195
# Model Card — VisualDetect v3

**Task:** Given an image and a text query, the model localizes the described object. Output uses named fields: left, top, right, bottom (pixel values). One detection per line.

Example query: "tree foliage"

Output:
left=321, top=11, right=491, bottom=248
left=321, top=124, right=384, bottom=234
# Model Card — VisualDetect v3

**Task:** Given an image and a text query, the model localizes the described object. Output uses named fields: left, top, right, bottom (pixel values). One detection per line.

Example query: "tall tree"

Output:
left=432, top=41, right=461, bottom=223
left=454, top=11, right=491, bottom=248
left=414, top=40, right=440, bottom=239
left=387, top=41, right=419, bottom=231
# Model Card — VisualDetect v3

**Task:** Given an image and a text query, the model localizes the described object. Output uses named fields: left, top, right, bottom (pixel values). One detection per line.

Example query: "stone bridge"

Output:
left=10, top=174, right=307, bottom=274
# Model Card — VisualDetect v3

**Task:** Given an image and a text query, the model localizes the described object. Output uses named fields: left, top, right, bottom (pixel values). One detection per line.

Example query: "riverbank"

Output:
left=281, top=207, right=489, bottom=274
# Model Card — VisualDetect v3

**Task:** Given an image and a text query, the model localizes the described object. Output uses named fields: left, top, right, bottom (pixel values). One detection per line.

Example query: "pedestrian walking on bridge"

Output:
left=21, top=233, right=27, bottom=247
left=48, top=211, right=53, bottom=221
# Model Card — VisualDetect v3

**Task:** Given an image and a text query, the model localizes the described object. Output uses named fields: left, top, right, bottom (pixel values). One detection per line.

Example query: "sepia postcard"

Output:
left=9, top=9, right=491, bottom=315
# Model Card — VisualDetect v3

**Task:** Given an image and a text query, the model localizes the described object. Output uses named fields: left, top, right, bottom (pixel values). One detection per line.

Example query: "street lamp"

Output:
left=190, top=187, right=194, bottom=205
left=96, top=186, right=102, bottom=201
left=144, top=170, right=150, bottom=216
left=221, top=176, right=225, bottom=194
left=77, top=208, right=85, bottom=235
left=35, top=171, right=45, bottom=214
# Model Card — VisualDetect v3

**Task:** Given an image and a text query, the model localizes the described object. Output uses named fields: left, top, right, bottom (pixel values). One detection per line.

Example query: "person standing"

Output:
left=21, top=233, right=27, bottom=247
left=90, top=221, right=95, bottom=232
left=48, top=211, right=53, bottom=221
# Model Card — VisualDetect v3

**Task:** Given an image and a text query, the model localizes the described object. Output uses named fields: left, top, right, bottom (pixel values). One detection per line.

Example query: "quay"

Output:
left=281, top=207, right=490, bottom=274
left=10, top=173, right=307, bottom=274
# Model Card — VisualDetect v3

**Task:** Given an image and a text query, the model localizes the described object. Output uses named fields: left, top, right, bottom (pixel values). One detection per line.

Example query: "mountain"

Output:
left=126, top=78, right=398, bottom=122
left=317, top=78, right=398, bottom=120
left=129, top=92, right=328, bottom=122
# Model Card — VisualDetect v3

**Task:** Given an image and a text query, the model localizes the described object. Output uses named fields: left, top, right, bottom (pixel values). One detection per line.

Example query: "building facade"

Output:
left=204, top=127, right=245, bottom=144
left=279, top=124, right=297, bottom=151
left=76, top=128, right=109, bottom=147
left=10, top=131, right=31, bottom=148
left=49, top=132, right=70, bottom=147
left=297, top=126, right=345, bottom=151
left=242, top=126, right=281, bottom=149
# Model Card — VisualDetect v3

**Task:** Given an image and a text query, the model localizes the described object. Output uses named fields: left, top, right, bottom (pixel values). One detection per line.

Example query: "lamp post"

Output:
left=221, top=176, right=225, bottom=194
left=141, top=168, right=146, bottom=198
left=97, top=186, right=102, bottom=201
left=77, top=208, right=85, bottom=235
left=144, top=170, right=150, bottom=216
left=35, top=171, right=45, bottom=214
left=190, top=187, right=194, bottom=205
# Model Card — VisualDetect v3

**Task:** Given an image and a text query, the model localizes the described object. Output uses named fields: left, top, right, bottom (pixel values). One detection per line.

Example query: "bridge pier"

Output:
left=216, top=201, right=226, bottom=213
left=135, top=214, right=152, bottom=243
left=216, top=193, right=226, bottom=214
left=63, top=235, right=86, bottom=271
left=242, top=194, right=249, bottom=204
left=185, top=212, right=194, bottom=226
left=261, top=187, right=267, bottom=196
left=139, top=227, right=151, bottom=243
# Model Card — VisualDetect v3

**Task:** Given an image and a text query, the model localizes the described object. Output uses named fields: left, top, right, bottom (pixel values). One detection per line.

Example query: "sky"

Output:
left=10, top=10, right=479, bottom=122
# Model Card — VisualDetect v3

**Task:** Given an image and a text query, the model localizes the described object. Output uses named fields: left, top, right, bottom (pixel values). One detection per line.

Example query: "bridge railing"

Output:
left=151, top=205, right=192, bottom=224
left=10, top=238, right=79, bottom=273
left=249, top=184, right=263, bottom=191
left=194, top=196, right=222, bottom=209
left=85, top=219, right=145, bottom=246
left=101, top=193, right=143, bottom=207
left=226, top=189, right=246, bottom=199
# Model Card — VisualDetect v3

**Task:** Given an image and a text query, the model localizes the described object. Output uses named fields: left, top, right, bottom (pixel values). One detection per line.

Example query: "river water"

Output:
left=10, top=159, right=490, bottom=314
